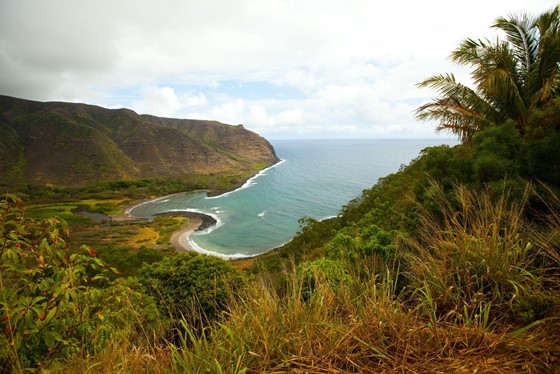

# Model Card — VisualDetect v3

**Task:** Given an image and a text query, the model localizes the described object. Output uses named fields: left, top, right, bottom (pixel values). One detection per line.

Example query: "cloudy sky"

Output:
left=1, top=0, right=556, bottom=139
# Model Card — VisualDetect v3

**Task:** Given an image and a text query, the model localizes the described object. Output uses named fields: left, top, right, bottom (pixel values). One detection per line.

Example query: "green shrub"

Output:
left=472, top=121, right=522, bottom=183
left=357, top=225, right=396, bottom=260
left=297, top=258, right=351, bottom=300
left=92, top=277, right=165, bottom=346
left=0, top=194, right=164, bottom=371
left=140, top=252, right=242, bottom=325
left=0, top=195, right=113, bottom=370
left=325, top=233, right=356, bottom=260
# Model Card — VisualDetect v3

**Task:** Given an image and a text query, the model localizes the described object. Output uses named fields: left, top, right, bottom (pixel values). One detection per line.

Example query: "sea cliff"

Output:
left=0, top=95, right=279, bottom=189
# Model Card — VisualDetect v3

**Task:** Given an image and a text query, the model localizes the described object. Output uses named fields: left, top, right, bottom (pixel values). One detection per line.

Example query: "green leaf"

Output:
left=45, top=306, right=58, bottom=323
left=44, top=330, right=62, bottom=349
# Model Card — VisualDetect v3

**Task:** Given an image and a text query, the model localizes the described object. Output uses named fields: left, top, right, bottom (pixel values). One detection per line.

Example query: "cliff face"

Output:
left=0, top=95, right=279, bottom=188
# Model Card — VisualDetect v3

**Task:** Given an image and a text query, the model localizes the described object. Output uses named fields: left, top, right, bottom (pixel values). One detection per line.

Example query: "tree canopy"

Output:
left=416, top=5, right=560, bottom=143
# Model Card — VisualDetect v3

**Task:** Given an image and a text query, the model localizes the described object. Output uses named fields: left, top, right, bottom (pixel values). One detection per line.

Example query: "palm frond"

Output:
left=527, top=5, right=560, bottom=108
left=416, top=5, right=560, bottom=142
left=451, top=38, right=487, bottom=66
left=416, top=99, right=488, bottom=142
left=416, top=74, right=497, bottom=142
left=470, top=41, right=517, bottom=83
left=493, top=13, right=538, bottom=77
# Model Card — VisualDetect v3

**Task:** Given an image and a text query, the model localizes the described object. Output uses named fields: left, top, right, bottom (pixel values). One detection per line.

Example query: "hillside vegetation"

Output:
left=1, top=5, right=560, bottom=373
left=0, top=95, right=278, bottom=192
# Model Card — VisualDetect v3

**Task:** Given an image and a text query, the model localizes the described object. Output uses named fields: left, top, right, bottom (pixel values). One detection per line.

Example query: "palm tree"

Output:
left=416, top=5, right=560, bottom=143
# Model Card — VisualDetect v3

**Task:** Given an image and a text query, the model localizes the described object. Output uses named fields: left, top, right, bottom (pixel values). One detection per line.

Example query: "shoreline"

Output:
left=110, top=160, right=284, bottom=256
left=170, top=217, right=201, bottom=252
left=164, top=211, right=217, bottom=252
left=110, top=191, right=218, bottom=252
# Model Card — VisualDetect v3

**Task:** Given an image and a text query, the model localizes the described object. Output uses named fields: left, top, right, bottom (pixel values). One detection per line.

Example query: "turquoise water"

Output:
left=129, top=139, right=456, bottom=258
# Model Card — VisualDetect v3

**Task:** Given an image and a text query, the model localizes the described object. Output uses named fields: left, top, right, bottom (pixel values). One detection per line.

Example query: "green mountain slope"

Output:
left=0, top=95, right=279, bottom=188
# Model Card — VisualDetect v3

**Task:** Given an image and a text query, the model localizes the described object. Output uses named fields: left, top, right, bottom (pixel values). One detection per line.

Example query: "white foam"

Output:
left=184, top=234, right=264, bottom=260
left=206, top=159, right=286, bottom=199
left=165, top=208, right=222, bottom=233
left=128, top=195, right=171, bottom=215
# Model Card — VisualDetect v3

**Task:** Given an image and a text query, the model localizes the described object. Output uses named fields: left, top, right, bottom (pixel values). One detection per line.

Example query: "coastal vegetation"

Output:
left=1, top=4, right=560, bottom=373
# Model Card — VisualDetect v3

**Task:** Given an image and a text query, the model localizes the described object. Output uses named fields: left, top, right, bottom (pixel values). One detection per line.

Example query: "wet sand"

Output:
left=157, top=211, right=217, bottom=252
left=169, top=217, right=202, bottom=252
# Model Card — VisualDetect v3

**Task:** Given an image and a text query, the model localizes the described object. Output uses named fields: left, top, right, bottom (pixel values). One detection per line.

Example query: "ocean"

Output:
left=129, top=139, right=457, bottom=258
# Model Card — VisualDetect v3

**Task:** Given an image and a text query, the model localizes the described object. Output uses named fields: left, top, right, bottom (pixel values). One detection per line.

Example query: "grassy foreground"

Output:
left=2, top=179, right=558, bottom=373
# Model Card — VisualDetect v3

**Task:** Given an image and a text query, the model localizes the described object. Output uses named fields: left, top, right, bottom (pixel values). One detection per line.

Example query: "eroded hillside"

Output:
left=0, top=95, right=278, bottom=188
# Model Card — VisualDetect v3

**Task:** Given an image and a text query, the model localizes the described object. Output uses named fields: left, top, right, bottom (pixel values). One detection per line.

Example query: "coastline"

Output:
left=156, top=211, right=217, bottom=251
left=170, top=217, right=201, bottom=252
left=112, top=201, right=218, bottom=252
left=111, top=159, right=284, bottom=256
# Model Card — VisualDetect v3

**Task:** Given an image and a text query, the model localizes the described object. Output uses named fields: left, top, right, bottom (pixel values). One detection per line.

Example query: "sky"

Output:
left=0, top=0, right=556, bottom=140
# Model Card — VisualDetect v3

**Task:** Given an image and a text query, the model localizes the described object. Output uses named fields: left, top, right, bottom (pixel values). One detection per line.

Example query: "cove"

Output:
left=128, top=139, right=456, bottom=258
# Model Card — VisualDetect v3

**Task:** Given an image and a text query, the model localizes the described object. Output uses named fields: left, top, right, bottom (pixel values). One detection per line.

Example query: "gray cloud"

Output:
left=1, top=0, right=555, bottom=138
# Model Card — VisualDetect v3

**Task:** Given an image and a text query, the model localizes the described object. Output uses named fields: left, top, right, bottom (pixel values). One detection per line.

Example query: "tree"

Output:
left=416, top=6, right=560, bottom=143
left=140, top=252, right=242, bottom=325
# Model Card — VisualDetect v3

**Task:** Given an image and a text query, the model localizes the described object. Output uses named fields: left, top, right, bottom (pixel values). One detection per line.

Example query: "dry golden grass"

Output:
left=126, top=227, right=160, bottom=248
left=57, top=340, right=172, bottom=374
left=50, top=265, right=559, bottom=373
left=163, top=266, right=558, bottom=373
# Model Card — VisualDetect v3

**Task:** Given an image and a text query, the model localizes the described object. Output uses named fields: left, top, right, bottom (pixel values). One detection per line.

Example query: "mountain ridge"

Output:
left=0, top=95, right=279, bottom=189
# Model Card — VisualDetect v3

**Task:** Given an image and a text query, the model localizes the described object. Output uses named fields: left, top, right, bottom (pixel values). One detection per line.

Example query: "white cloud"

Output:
left=132, top=86, right=180, bottom=117
left=0, top=0, right=556, bottom=139
left=130, top=87, right=208, bottom=117
left=184, top=92, right=207, bottom=107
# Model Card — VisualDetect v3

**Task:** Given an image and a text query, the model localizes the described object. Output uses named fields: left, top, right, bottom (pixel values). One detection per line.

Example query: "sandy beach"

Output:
left=169, top=216, right=202, bottom=252
left=110, top=201, right=149, bottom=223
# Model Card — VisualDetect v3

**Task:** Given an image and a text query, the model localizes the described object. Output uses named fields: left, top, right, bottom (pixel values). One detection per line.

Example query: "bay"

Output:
left=129, top=139, right=457, bottom=258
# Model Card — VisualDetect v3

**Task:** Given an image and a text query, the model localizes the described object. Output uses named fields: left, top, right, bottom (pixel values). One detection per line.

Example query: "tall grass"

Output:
left=164, top=183, right=558, bottom=373
left=57, top=265, right=557, bottom=373
left=35, top=183, right=560, bottom=373
left=169, top=260, right=557, bottom=372
left=407, top=183, right=556, bottom=327
left=531, top=183, right=560, bottom=265
left=60, top=340, right=171, bottom=374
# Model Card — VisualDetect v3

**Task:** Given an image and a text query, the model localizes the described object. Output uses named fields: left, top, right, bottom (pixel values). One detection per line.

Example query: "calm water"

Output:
left=129, top=139, right=456, bottom=258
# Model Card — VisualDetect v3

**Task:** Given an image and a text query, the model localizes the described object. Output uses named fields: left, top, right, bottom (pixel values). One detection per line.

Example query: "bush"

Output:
left=357, top=225, right=396, bottom=260
left=92, top=277, right=164, bottom=347
left=0, top=194, right=163, bottom=371
left=523, top=99, right=560, bottom=186
left=325, top=233, right=356, bottom=260
left=140, top=252, right=242, bottom=325
left=297, top=258, right=351, bottom=300
left=0, top=195, right=112, bottom=370
left=472, top=121, right=522, bottom=183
